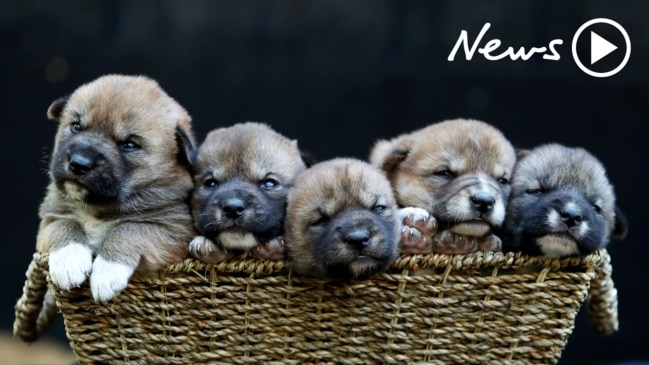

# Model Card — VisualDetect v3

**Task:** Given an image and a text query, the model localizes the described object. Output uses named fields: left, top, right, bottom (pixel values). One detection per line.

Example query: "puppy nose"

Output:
left=344, top=230, right=370, bottom=250
left=69, top=153, right=96, bottom=175
left=560, top=207, right=582, bottom=227
left=222, top=198, right=246, bottom=219
left=471, top=193, right=495, bottom=214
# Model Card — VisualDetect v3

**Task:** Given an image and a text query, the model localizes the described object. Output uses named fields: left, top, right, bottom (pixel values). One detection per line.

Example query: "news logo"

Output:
left=447, top=18, right=631, bottom=78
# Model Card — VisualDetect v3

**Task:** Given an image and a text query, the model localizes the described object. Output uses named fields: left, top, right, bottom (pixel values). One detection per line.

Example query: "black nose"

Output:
left=69, top=153, right=96, bottom=175
left=222, top=198, right=246, bottom=219
left=471, top=193, right=495, bottom=214
left=344, top=230, right=370, bottom=251
left=560, top=207, right=582, bottom=227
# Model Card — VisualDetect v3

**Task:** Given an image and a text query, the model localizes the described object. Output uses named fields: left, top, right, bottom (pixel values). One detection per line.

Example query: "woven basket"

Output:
left=14, top=250, right=617, bottom=364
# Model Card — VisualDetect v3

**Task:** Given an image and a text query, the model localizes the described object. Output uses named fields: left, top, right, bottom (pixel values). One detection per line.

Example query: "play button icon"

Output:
left=590, top=31, right=617, bottom=65
left=572, top=18, right=631, bottom=77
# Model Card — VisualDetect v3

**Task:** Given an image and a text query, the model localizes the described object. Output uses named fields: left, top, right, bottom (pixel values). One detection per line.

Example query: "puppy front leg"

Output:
left=249, top=236, right=286, bottom=261
left=431, top=231, right=502, bottom=254
left=432, top=230, right=478, bottom=254
left=90, top=224, right=145, bottom=303
left=397, top=207, right=438, bottom=254
left=189, top=236, right=232, bottom=263
left=38, top=218, right=93, bottom=290
left=476, top=234, right=502, bottom=252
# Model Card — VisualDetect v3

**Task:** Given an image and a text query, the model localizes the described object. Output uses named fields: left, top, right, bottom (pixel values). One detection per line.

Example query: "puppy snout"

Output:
left=471, top=192, right=495, bottom=214
left=222, top=198, right=246, bottom=219
left=68, top=147, right=102, bottom=175
left=559, top=207, right=582, bottom=227
left=343, top=230, right=370, bottom=250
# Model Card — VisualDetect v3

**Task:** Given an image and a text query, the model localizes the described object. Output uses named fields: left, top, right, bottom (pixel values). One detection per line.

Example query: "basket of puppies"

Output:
left=14, top=75, right=626, bottom=364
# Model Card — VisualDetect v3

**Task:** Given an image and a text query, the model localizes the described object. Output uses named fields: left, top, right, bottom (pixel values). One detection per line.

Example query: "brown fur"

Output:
left=37, top=74, right=196, bottom=302
left=189, top=122, right=307, bottom=262
left=285, top=158, right=400, bottom=280
left=370, top=119, right=516, bottom=238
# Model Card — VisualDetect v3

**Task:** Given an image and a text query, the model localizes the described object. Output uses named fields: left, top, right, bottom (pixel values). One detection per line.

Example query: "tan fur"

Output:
left=189, top=122, right=307, bottom=261
left=194, top=123, right=306, bottom=186
left=370, top=119, right=516, bottom=237
left=37, top=75, right=196, bottom=302
left=285, top=158, right=400, bottom=280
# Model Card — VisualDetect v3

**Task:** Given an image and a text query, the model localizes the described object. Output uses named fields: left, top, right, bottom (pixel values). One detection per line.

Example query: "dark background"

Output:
left=2, top=1, right=647, bottom=363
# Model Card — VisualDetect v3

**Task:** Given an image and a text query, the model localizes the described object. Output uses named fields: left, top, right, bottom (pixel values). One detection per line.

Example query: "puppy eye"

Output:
left=203, top=178, right=218, bottom=189
left=311, top=216, right=329, bottom=227
left=260, top=178, right=279, bottom=190
left=526, top=189, right=543, bottom=195
left=593, top=204, right=602, bottom=214
left=70, top=121, right=81, bottom=133
left=497, top=177, right=509, bottom=185
left=373, top=205, right=387, bottom=214
left=434, top=170, right=455, bottom=178
left=118, top=140, right=141, bottom=152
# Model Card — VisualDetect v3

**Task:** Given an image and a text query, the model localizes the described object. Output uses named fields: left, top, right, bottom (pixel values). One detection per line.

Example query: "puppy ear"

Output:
left=515, top=148, right=531, bottom=160
left=175, top=125, right=197, bottom=170
left=47, top=96, right=69, bottom=121
left=611, top=206, right=628, bottom=240
left=300, top=150, right=316, bottom=168
left=381, top=148, right=409, bottom=174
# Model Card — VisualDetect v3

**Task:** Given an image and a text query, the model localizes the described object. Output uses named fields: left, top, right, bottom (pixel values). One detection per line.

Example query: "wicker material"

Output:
left=14, top=250, right=617, bottom=364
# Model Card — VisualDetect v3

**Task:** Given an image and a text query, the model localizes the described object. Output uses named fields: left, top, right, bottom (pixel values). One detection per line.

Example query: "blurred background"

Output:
left=1, top=1, right=647, bottom=363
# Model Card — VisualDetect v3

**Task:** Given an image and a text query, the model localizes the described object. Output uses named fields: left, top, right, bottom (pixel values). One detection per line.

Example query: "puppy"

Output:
left=503, top=144, right=627, bottom=258
left=37, top=75, right=196, bottom=302
left=370, top=119, right=516, bottom=255
left=189, top=122, right=308, bottom=263
left=285, top=158, right=400, bottom=280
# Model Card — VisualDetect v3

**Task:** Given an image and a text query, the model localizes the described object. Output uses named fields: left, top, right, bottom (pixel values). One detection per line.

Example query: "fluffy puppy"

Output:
left=189, top=122, right=308, bottom=262
left=37, top=75, right=196, bottom=302
left=285, top=158, right=400, bottom=280
left=370, top=119, right=516, bottom=254
left=503, top=144, right=627, bottom=258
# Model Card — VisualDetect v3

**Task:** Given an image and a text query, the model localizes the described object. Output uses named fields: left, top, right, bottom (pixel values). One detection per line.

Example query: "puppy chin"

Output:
left=348, top=256, right=383, bottom=280
left=219, top=230, right=258, bottom=250
left=536, top=234, right=579, bottom=258
left=63, top=181, right=89, bottom=202
left=450, top=221, right=492, bottom=236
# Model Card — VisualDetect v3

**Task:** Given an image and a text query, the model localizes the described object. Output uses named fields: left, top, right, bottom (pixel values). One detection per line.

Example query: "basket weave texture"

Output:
left=14, top=250, right=617, bottom=364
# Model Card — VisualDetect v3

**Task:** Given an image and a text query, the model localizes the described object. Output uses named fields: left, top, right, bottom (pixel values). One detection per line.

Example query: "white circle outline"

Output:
left=571, top=18, right=631, bottom=78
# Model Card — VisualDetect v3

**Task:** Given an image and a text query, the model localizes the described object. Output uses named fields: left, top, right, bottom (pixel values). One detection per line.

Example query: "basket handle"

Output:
left=586, top=250, right=619, bottom=335
left=13, top=252, right=58, bottom=342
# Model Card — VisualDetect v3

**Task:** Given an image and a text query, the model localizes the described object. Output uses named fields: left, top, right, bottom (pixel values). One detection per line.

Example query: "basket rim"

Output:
left=34, top=249, right=609, bottom=277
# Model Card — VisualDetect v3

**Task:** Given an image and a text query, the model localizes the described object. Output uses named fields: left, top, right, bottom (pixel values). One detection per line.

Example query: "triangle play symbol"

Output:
left=591, top=31, right=617, bottom=65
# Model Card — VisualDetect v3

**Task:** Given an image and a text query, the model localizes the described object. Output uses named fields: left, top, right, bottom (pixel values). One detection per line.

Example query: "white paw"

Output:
left=189, top=236, right=215, bottom=257
left=90, top=256, right=135, bottom=302
left=397, top=207, right=430, bottom=222
left=49, top=243, right=93, bottom=290
left=189, top=236, right=231, bottom=263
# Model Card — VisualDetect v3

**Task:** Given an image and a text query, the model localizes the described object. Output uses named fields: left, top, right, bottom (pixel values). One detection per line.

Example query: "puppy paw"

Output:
left=249, top=237, right=286, bottom=261
left=90, top=256, right=135, bottom=302
left=476, top=234, right=503, bottom=252
left=397, top=207, right=436, bottom=254
left=398, top=207, right=438, bottom=235
left=432, top=230, right=478, bottom=255
left=49, top=243, right=93, bottom=290
left=400, top=226, right=433, bottom=254
left=189, top=236, right=231, bottom=263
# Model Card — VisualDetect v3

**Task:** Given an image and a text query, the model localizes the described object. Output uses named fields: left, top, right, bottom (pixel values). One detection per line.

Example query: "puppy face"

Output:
left=504, top=144, right=628, bottom=258
left=48, top=75, right=195, bottom=210
left=285, top=158, right=400, bottom=280
left=191, top=122, right=307, bottom=253
left=372, top=119, right=516, bottom=237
